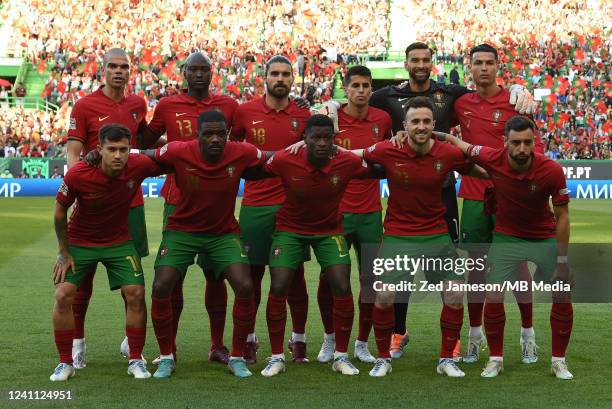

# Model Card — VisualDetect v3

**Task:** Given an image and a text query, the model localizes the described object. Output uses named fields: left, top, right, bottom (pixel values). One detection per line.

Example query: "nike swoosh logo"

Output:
left=134, top=272, right=143, bottom=277
left=463, top=111, right=472, bottom=115
left=291, top=177, right=304, bottom=181
left=98, top=115, right=110, bottom=121
left=186, top=168, right=200, bottom=171
left=339, top=253, right=349, bottom=258
left=175, top=112, right=187, bottom=117
left=395, top=163, right=407, bottom=167
left=398, top=97, right=410, bottom=102
left=337, top=129, right=348, bottom=133
left=252, top=120, right=264, bottom=125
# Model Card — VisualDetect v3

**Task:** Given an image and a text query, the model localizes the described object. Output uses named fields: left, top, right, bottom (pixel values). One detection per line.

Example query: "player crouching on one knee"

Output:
left=51, top=124, right=165, bottom=381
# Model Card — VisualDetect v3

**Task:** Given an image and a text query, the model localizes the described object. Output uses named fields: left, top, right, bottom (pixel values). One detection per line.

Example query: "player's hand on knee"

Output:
left=318, top=101, right=341, bottom=133
left=53, top=251, right=75, bottom=285
left=509, top=84, right=538, bottom=115
left=285, top=140, right=306, bottom=155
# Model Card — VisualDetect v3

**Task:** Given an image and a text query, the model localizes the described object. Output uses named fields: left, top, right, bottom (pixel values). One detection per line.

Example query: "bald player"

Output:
left=139, top=52, right=239, bottom=365
left=65, top=48, right=148, bottom=369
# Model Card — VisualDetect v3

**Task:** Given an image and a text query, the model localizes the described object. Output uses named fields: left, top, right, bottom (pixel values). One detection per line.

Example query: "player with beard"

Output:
left=322, top=42, right=536, bottom=359
left=230, top=55, right=311, bottom=364
left=436, top=117, right=573, bottom=380
left=454, top=44, right=544, bottom=364
left=65, top=48, right=148, bottom=369
left=136, top=52, right=239, bottom=366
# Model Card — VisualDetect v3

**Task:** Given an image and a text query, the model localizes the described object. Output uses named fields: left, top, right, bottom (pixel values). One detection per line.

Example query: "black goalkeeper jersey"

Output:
left=369, top=80, right=472, bottom=135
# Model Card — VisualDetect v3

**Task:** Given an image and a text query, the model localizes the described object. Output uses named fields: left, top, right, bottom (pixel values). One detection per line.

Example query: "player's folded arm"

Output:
left=241, top=165, right=274, bottom=181
left=136, top=126, right=164, bottom=149
left=360, top=162, right=387, bottom=179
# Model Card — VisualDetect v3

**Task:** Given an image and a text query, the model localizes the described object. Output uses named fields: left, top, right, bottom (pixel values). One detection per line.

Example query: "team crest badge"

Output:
left=160, top=246, right=169, bottom=257
left=127, top=179, right=135, bottom=190
left=273, top=247, right=282, bottom=257
left=290, top=118, right=299, bottom=132
left=433, top=91, right=444, bottom=106
left=330, top=174, right=340, bottom=186
left=372, top=124, right=379, bottom=139
left=131, top=112, right=138, bottom=121
left=226, top=166, right=235, bottom=177
left=434, top=160, right=443, bottom=173
left=492, top=110, right=502, bottom=123
left=528, top=182, right=538, bottom=193
left=58, top=182, right=69, bottom=196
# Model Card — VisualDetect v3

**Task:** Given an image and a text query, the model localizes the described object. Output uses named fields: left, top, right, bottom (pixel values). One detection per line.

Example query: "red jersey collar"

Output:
left=300, top=149, right=334, bottom=174
left=338, top=104, right=376, bottom=124
left=94, top=87, right=127, bottom=104
left=260, top=97, right=296, bottom=115
left=402, top=138, right=441, bottom=158
left=473, top=86, right=508, bottom=104
left=502, top=148, right=540, bottom=180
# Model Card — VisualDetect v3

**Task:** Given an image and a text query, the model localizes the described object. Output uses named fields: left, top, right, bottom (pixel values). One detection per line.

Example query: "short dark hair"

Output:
left=404, top=96, right=434, bottom=114
left=99, top=123, right=131, bottom=145
left=505, top=115, right=535, bottom=136
left=469, top=44, right=498, bottom=61
left=405, top=42, right=433, bottom=59
left=305, top=114, right=334, bottom=133
left=198, top=110, right=227, bottom=130
left=343, top=65, right=372, bottom=86
left=265, top=55, right=293, bottom=76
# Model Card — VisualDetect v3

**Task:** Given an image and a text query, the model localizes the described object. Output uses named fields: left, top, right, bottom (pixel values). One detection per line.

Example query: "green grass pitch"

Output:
left=0, top=198, right=610, bottom=408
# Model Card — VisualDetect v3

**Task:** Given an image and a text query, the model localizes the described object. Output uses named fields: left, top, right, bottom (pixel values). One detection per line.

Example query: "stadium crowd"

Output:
left=0, top=0, right=609, bottom=160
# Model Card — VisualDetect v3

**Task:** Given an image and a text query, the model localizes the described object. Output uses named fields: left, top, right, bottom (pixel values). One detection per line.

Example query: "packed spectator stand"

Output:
left=0, top=0, right=609, bottom=164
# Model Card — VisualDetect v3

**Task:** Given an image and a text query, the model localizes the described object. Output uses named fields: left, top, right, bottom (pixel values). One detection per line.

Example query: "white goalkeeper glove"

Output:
left=509, top=84, right=538, bottom=115
left=317, top=100, right=341, bottom=133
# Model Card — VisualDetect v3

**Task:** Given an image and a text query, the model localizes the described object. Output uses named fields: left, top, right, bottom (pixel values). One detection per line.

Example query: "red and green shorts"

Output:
left=269, top=231, right=350, bottom=270
left=154, top=230, right=249, bottom=280
left=343, top=210, right=383, bottom=270
left=460, top=199, right=496, bottom=244
left=486, top=232, right=557, bottom=284
left=63, top=241, right=144, bottom=290
left=377, top=233, right=462, bottom=284
left=164, top=203, right=215, bottom=276
left=129, top=205, right=149, bottom=258
left=239, top=204, right=310, bottom=266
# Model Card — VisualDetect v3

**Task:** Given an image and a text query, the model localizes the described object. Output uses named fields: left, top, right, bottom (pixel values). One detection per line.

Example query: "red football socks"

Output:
left=205, top=278, right=227, bottom=350
left=372, top=305, right=394, bottom=358
left=288, top=264, right=308, bottom=334
left=126, top=326, right=146, bottom=360
left=333, top=294, right=354, bottom=353
left=170, top=280, right=184, bottom=353
left=72, top=271, right=94, bottom=339
left=266, top=294, right=287, bottom=355
left=54, top=329, right=74, bottom=364
left=440, top=305, right=464, bottom=358
left=551, top=302, right=573, bottom=357
left=317, top=276, right=334, bottom=334
left=231, top=297, right=254, bottom=357
left=484, top=302, right=506, bottom=357
left=357, top=290, right=373, bottom=342
left=151, top=296, right=174, bottom=356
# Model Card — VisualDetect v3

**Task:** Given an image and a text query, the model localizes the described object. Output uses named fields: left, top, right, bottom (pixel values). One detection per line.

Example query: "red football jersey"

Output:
left=364, top=139, right=473, bottom=236
left=67, top=88, right=148, bottom=207
left=148, top=93, right=239, bottom=206
left=232, top=98, right=310, bottom=206
left=335, top=106, right=392, bottom=214
left=264, top=149, right=371, bottom=235
left=466, top=145, right=569, bottom=239
left=155, top=140, right=265, bottom=233
left=56, top=155, right=163, bottom=246
left=455, top=87, right=544, bottom=201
